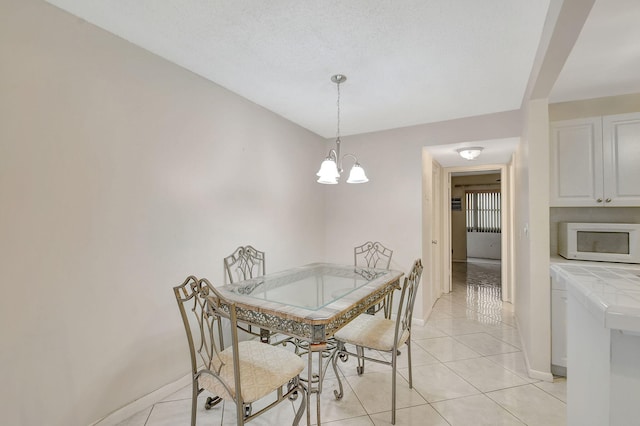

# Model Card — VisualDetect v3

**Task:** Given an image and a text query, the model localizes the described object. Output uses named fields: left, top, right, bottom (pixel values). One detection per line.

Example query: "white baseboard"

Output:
left=89, top=373, right=192, bottom=426
left=515, top=317, right=554, bottom=383
left=413, top=317, right=427, bottom=327
left=526, top=364, right=554, bottom=382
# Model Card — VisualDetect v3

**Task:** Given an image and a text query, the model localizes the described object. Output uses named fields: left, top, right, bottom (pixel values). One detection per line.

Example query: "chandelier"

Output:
left=316, top=74, right=369, bottom=184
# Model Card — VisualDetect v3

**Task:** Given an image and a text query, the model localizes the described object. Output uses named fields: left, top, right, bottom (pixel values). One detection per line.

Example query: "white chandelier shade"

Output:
left=346, top=163, right=368, bottom=183
left=316, top=74, right=368, bottom=184
left=316, top=158, right=340, bottom=184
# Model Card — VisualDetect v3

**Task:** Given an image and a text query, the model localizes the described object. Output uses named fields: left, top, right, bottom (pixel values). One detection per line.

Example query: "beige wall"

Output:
left=322, top=112, right=521, bottom=322
left=514, top=99, right=551, bottom=380
left=450, top=173, right=501, bottom=261
left=549, top=93, right=640, bottom=121
left=0, top=1, right=326, bottom=425
left=1, top=1, right=528, bottom=424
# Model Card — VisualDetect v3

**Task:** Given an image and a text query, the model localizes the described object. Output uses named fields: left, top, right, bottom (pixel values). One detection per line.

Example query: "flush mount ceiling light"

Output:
left=457, top=147, right=484, bottom=160
left=316, top=74, right=368, bottom=184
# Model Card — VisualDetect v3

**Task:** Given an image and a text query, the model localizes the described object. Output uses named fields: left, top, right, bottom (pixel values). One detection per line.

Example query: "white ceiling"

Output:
left=549, top=0, right=640, bottom=103
left=44, top=0, right=550, bottom=138
left=43, top=0, right=640, bottom=168
left=430, top=0, right=640, bottom=168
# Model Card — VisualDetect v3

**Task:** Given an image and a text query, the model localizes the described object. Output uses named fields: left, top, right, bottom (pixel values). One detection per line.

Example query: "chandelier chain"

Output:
left=336, top=79, right=341, bottom=140
left=316, top=73, right=368, bottom=184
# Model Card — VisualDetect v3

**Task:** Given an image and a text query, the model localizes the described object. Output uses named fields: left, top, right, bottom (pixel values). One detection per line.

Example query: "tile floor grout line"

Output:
left=142, top=405, right=153, bottom=426
left=481, top=353, right=542, bottom=383
left=532, top=380, right=567, bottom=403
left=483, top=385, right=535, bottom=425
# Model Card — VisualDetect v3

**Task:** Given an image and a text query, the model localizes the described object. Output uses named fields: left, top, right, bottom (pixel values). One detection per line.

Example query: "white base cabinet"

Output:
left=550, top=112, right=640, bottom=207
left=553, top=263, right=640, bottom=426
left=567, top=289, right=610, bottom=426
left=551, top=285, right=567, bottom=375
left=568, top=291, right=640, bottom=426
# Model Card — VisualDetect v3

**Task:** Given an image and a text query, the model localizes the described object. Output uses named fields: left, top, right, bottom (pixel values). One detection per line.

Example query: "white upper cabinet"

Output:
left=602, top=113, right=640, bottom=206
left=550, top=117, right=603, bottom=206
left=550, top=113, right=640, bottom=207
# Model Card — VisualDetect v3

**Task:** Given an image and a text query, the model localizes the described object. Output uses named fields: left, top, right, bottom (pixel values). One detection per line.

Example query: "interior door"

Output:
left=421, top=149, right=434, bottom=321
left=431, top=162, right=442, bottom=300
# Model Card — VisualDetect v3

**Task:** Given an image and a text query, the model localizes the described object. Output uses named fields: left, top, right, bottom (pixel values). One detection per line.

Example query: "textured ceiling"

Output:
left=41, top=0, right=640, bottom=170
left=44, top=0, right=550, bottom=138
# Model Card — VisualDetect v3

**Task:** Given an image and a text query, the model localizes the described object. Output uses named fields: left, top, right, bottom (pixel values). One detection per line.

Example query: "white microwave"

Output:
left=558, top=222, right=640, bottom=264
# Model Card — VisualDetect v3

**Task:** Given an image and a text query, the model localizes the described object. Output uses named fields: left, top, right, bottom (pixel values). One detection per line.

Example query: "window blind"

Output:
left=465, top=191, right=501, bottom=233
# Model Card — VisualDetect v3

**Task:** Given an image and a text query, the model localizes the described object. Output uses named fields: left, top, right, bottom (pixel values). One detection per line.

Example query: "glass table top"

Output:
left=223, top=263, right=391, bottom=311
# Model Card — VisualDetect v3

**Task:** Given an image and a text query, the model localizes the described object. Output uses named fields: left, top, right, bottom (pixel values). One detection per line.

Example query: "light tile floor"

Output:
left=118, top=261, right=566, bottom=425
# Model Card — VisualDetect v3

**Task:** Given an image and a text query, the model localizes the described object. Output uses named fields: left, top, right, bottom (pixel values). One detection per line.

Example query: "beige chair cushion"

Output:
left=334, top=314, right=409, bottom=352
left=199, top=340, right=304, bottom=403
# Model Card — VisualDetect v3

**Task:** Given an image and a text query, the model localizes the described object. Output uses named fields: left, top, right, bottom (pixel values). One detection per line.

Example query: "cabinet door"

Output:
left=550, top=118, right=603, bottom=206
left=603, top=112, right=640, bottom=206
left=551, top=287, right=567, bottom=369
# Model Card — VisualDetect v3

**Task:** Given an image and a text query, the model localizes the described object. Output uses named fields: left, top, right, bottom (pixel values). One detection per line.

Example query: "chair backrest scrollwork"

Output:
left=224, top=245, right=266, bottom=284
left=354, top=241, right=393, bottom=270
left=174, top=277, right=224, bottom=374
left=173, top=276, right=243, bottom=401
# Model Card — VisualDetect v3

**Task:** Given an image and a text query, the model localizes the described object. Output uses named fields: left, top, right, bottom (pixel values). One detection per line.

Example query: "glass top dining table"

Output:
left=215, top=262, right=404, bottom=425
left=215, top=262, right=404, bottom=344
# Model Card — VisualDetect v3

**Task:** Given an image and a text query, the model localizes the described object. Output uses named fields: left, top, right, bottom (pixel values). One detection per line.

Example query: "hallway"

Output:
left=118, top=261, right=567, bottom=425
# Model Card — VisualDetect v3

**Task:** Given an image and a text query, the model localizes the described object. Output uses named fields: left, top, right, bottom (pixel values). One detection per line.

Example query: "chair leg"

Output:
left=356, top=345, right=365, bottom=375
left=204, top=395, right=222, bottom=409
left=236, top=400, right=245, bottom=426
left=385, top=292, right=394, bottom=319
left=391, top=347, right=397, bottom=425
left=292, top=380, right=307, bottom=426
left=260, top=327, right=271, bottom=343
left=407, top=338, right=413, bottom=388
left=190, top=380, right=198, bottom=426
left=331, top=344, right=345, bottom=400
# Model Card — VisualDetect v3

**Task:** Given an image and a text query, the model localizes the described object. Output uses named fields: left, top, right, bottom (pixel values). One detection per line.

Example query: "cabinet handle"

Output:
left=596, top=198, right=603, bottom=203
left=605, top=198, right=612, bottom=203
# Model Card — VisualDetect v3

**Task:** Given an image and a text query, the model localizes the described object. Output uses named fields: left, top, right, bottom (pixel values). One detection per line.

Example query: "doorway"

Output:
left=451, top=171, right=503, bottom=309
left=439, top=164, right=512, bottom=303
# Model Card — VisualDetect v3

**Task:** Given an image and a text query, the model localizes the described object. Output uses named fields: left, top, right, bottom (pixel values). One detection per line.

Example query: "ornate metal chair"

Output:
left=354, top=241, right=394, bottom=318
left=224, top=245, right=265, bottom=284
left=331, top=259, right=423, bottom=425
left=173, top=276, right=306, bottom=426
left=354, top=241, right=393, bottom=270
left=223, top=245, right=274, bottom=342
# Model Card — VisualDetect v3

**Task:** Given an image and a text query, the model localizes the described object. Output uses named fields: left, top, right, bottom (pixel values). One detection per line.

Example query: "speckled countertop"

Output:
left=551, top=262, right=640, bottom=332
